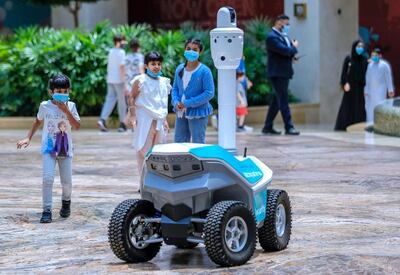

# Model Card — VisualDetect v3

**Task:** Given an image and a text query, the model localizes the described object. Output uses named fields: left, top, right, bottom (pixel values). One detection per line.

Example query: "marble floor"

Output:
left=0, top=128, right=399, bottom=274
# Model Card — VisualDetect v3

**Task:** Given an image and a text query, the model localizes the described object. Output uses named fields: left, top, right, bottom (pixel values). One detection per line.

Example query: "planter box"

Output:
left=244, top=103, right=319, bottom=125
left=0, top=103, right=320, bottom=129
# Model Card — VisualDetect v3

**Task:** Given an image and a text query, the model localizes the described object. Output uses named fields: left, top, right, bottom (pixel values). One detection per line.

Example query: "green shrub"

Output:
left=0, top=18, right=293, bottom=117
left=243, top=17, right=273, bottom=106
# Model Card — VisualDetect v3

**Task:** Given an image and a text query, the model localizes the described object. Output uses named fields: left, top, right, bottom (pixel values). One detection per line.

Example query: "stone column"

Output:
left=284, top=0, right=359, bottom=124
left=51, top=0, right=128, bottom=30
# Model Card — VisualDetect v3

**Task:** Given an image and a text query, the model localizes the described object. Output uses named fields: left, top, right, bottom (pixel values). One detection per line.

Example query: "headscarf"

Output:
left=349, top=39, right=367, bottom=83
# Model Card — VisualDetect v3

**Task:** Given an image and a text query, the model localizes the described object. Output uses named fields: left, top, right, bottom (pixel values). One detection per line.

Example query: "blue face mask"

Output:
left=146, top=69, right=162, bottom=78
left=355, top=47, right=364, bottom=55
left=52, top=93, right=70, bottom=103
left=371, top=56, right=380, bottom=63
left=282, top=25, right=290, bottom=34
left=184, top=50, right=200, bottom=62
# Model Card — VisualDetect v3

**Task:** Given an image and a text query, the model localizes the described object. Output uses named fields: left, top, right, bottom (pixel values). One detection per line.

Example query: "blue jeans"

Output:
left=174, top=114, right=208, bottom=143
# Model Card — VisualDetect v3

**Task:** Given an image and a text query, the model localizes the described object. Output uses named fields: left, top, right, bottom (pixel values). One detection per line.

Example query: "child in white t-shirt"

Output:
left=126, top=51, right=171, bottom=174
left=17, top=74, right=81, bottom=223
left=98, top=34, right=128, bottom=132
left=125, top=39, right=145, bottom=92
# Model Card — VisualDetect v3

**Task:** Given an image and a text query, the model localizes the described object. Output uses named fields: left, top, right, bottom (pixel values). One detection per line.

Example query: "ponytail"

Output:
left=178, top=61, right=188, bottom=79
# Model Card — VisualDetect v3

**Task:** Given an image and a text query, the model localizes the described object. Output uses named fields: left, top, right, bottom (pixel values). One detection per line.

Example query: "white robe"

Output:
left=132, top=74, right=171, bottom=151
left=364, top=60, right=394, bottom=124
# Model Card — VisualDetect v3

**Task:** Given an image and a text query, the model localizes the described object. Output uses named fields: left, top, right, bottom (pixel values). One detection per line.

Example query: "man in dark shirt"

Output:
left=262, top=14, right=300, bottom=135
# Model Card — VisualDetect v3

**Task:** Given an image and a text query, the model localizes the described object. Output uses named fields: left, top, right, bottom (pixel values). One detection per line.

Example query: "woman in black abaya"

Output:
left=335, top=40, right=368, bottom=130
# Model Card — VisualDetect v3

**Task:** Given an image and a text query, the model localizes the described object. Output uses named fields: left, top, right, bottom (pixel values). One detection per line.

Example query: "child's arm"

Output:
left=126, top=80, right=140, bottom=128
left=121, top=64, right=127, bottom=93
left=384, top=62, right=395, bottom=97
left=128, top=80, right=140, bottom=112
left=54, top=101, right=81, bottom=130
left=17, top=118, right=42, bottom=149
left=245, top=76, right=253, bottom=90
left=171, top=68, right=182, bottom=110
left=237, top=91, right=245, bottom=106
left=120, top=51, right=127, bottom=93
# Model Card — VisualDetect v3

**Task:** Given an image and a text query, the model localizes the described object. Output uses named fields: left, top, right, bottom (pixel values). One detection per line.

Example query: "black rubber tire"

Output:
left=108, top=199, right=161, bottom=263
left=258, top=189, right=292, bottom=251
left=175, top=242, right=198, bottom=249
left=204, top=201, right=257, bottom=267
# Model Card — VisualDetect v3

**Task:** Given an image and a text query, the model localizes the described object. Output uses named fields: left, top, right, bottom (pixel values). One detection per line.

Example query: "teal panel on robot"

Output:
left=253, top=189, right=267, bottom=222
left=189, top=145, right=263, bottom=184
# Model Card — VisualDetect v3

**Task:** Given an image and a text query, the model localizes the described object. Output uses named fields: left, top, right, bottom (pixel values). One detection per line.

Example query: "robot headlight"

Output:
left=146, top=154, right=203, bottom=178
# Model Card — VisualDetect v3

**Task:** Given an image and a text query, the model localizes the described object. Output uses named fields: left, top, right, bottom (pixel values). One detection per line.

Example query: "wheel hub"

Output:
left=275, top=204, right=286, bottom=237
left=224, top=216, right=248, bottom=253
left=129, top=215, right=153, bottom=249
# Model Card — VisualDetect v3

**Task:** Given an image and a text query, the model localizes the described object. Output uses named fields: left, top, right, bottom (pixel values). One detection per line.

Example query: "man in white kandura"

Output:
left=364, top=48, right=395, bottom=128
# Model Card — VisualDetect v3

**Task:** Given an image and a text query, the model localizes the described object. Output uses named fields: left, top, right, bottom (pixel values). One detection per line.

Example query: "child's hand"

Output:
left=54, top=101, right=69, bottom=113
left=163, top=120, right=170, bottom=132
left=127, top=115, right=137, bottom=129
left=246, top=77, right=253, bottom=90
left=17, top=138, right=30, bottom=149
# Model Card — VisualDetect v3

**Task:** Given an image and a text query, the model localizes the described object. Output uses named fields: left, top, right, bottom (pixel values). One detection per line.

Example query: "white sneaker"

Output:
left=243, top=125, right=253, bottom=132
left=97, top=119, right=108, bottom=132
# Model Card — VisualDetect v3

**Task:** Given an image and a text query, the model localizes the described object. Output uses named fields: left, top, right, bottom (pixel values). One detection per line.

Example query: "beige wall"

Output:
left=285, top=0, right=321, bottom=104
left=285, top=0, right=359, bottom=124
left=51, top=0, right=128, bottom=30
left=318, top=0, right=358, bottom=124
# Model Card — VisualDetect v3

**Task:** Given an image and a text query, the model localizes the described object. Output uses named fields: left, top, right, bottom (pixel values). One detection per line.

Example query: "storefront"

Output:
left=128, top=0, right=283, bottom=28
left=0, top=0, right=50, bottom=34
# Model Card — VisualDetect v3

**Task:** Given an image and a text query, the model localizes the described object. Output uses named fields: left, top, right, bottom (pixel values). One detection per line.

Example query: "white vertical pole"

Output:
left=218, top=69, right=236, bottom=152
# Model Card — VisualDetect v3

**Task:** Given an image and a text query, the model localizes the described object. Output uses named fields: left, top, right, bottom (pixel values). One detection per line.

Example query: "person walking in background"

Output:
left=335, top=40, right=368, bottom=131
left=125, top=51, right=171, bottom=174
left=16, top=74, right=81, bottom=223
left=236, top=58, right=253, bottom=132
left=97, top=34, right=128, bottom=132
left=364, top=48, right=395, bottom=130
left=236, top=69, right=253, bottom=132
left=125, top=39, right=145, bottom=93
left=171, top=38, right=215, bottom=143
left=123, top=39, right=145, bottom=130
left=262, top=14, right=300, bottom=136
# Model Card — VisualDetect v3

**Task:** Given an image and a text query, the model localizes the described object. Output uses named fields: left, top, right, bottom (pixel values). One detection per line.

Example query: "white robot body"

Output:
left=210, top=28, right=244, bottom=69
left=210, top=7, right=244, bottom=152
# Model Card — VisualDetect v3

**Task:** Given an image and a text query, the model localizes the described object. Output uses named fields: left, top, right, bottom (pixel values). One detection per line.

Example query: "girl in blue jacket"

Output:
left=171, top=38, right=215, bottom=143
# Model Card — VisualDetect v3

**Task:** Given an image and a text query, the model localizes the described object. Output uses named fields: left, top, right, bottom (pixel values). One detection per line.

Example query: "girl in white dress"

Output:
left=126, top=51, right=171, bottom=173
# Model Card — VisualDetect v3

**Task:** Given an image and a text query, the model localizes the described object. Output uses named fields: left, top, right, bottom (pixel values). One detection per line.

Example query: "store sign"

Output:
left=159, top=0, right=262, bottom=23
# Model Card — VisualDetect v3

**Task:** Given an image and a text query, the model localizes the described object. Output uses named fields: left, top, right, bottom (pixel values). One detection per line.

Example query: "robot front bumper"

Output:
left=140, top=153, right=212, bottom=221
left=140, top=146, right=273, bottom=223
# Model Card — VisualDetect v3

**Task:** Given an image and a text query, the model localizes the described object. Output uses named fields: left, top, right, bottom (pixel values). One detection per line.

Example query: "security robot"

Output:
left=108, top=7, right=292, bottom=267
left=210, top=6, right=244, bottom=152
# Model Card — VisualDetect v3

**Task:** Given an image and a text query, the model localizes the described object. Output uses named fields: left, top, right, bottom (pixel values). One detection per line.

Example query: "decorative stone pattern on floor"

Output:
left=0, top=130, right=399, bottom=274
